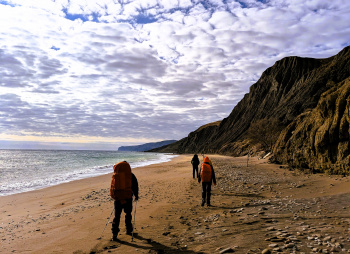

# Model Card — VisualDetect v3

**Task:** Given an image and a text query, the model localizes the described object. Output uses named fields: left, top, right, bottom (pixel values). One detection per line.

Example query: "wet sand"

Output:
left=1, top=155, right=350, bottom=253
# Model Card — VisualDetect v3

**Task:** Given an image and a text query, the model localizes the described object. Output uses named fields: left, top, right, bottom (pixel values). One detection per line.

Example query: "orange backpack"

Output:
left=110, top=161, right=133, bottom=201
left=201, top=157, right=212, bottom=182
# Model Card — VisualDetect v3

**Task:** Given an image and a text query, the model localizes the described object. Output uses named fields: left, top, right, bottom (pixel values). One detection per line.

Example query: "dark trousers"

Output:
left=202, top=182, right=212, bottom=205
left=193, top=165, right=199, bottom=178
left=112, top=198, right=133, bottom=236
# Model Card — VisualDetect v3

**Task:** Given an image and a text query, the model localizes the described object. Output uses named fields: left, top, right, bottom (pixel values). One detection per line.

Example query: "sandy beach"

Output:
left=1, top=154, right=350, bottom=254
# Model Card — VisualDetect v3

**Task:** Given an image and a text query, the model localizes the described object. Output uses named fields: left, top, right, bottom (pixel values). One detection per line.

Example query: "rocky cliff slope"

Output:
left=118, top=140, right=177, bottom=152
left=153, top=46, right=350, bottom=172
left=272, top=78, right=350, bottom=174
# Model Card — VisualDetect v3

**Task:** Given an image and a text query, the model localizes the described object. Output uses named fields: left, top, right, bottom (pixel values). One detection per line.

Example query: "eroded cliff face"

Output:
left=153, top=46, right=350, bottom=172
left=272, top=79, right=350, bottom=174
left=172, top=55, right=333, bottom=155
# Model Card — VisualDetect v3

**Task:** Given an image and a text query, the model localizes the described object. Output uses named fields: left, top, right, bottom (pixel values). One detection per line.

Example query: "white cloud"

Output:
left=209, top=11, right=237, bottom=29
left=1, top=0, right=350, bottom=149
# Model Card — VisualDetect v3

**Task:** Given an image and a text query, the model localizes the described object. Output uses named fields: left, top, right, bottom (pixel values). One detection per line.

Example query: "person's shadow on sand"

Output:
left=98, top=233, right=203, bottom=254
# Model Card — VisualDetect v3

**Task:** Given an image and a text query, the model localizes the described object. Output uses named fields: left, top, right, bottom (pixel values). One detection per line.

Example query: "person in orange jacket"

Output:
left=198, top=156, right=216, bottom=206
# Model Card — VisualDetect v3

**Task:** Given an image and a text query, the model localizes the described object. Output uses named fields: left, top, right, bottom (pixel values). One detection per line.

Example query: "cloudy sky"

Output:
left=1, top=0, right=350, bottom=150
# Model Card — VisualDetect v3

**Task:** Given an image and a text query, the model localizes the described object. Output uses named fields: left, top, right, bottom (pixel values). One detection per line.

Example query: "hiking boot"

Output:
left=126, top=228, right=133, bottom=235
left=112, top=234, right=118, bottom=241
left=207, top=203, right=211, bottom=207
left=201, top=201, right=205, bottom=206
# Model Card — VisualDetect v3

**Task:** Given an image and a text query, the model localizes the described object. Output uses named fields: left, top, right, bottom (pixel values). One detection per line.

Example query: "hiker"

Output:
left=198, top=156, right=216, bottom=206
left=191, top=154, right=200, bottom=178
left=110, top=161, right=139, bottom=241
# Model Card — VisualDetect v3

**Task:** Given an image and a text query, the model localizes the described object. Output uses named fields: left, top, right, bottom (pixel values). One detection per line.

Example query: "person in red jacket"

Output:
left=198, top=156, right=216, bottom=206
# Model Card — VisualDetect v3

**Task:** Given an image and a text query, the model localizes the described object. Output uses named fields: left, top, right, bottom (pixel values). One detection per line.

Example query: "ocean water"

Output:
left=0, top=149, right=177, bottom=197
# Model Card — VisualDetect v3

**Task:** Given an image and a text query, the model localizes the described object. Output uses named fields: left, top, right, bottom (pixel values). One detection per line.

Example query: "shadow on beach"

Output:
left=88, top=233, right=204, bottom=254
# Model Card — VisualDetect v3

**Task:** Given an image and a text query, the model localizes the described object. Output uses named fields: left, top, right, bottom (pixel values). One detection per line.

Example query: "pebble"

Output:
left=333, top=242, right=341, bottom=248
left=285, top=243, right=295, bottom=248
left=219, top=247, right=235, bottom=253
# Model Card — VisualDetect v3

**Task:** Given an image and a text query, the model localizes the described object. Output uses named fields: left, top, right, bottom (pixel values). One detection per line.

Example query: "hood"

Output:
left=113, top=161, right=131, bottom=173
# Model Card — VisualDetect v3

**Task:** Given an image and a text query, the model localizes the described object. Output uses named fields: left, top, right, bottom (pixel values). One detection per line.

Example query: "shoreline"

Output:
left=0, top=154, right=190, bottom=253
left=0, top=151, right=178, bottom=197
left=1, top=154, right=350, bottom=253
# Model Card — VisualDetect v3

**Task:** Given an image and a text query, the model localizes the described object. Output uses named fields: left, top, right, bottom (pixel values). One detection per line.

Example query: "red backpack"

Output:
left=200, top=163, right=212, bottom=182
left=110, top=161, right=133, bottom=201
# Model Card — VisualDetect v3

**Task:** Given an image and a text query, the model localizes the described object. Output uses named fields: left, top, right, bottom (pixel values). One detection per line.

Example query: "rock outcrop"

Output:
left=272, top=78, right=350, bottom=174
left=153, top=46, right=350, bottom=172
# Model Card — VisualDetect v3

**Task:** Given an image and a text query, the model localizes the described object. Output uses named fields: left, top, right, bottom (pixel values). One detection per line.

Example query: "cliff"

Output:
left=118, top=140, right=177, bottom=152
left=272, top=78, right=350, bottom=174
left=153, top=46, right=350, bottom=172
left=148, top=121, right=221, bottom=153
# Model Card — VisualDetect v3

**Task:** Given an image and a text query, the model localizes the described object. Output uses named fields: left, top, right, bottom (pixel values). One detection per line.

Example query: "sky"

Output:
left=1, top=0, right=350, bottom=150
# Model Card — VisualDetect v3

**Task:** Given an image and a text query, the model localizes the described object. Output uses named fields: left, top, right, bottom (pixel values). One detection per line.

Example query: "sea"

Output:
left=0, top=149, right=177, bottom=197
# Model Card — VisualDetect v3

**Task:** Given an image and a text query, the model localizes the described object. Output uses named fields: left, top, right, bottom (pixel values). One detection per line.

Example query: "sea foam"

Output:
left=0, top=150, right=177, bottom=196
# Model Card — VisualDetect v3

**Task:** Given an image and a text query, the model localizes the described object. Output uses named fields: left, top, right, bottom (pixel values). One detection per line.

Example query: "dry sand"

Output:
left=1, top=154, right=350, bottom=254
